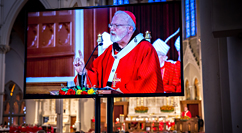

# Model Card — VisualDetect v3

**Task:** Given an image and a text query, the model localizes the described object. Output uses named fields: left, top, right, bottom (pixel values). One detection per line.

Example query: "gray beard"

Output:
left=111, top=34, right=122, bottom=42
left=110, top=30, right=128, bottom=42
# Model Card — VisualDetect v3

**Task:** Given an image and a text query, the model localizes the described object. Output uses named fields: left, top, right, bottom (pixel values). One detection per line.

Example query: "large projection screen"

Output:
left=24, top=2, right=183, bottom=99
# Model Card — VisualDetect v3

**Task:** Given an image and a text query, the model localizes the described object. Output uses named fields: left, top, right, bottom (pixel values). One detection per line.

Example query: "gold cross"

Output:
left=112, top=73, right=121, bottom=87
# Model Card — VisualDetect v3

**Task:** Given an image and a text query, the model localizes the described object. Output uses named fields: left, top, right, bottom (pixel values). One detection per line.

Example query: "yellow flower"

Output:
left=135, top=106, right=148, bottom=112
left=87, top=88, right=95, bottom=94
left=76, top=90, right=82, bottom=95
left=160, top=105, right=174, bottom=111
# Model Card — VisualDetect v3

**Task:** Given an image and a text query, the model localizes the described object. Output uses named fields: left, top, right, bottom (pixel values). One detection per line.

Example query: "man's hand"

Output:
left=73, top=50, right=85, bottom=74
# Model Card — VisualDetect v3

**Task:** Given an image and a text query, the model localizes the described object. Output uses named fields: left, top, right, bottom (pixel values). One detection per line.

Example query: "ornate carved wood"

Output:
left=27, top=10, right=74, bottom=77
left=175, top=118, right=199, bottom=133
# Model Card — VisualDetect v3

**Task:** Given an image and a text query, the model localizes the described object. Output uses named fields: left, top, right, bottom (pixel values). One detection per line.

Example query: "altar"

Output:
left=109, top=97, right=185, bottom=132
left=127, top=97, right=183, bottom=119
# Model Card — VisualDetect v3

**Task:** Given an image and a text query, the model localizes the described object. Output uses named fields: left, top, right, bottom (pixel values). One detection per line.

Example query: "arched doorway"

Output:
left=3, top=81, right=26, bottom=126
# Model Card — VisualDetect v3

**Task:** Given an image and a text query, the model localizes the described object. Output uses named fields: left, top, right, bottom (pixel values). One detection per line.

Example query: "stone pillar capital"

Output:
left=0, top=45, right=10, bottom=54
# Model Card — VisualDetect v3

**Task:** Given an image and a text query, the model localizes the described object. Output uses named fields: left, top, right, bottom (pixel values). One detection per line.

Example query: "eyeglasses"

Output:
left=108, top=24, right=130, bottom=29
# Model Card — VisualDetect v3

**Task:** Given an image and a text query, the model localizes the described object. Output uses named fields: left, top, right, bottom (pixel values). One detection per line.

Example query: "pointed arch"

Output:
left=69, top=0, right=88, bottom=7
left=1, top=0, right=28, bottom=46
left=39, top=0, right=52, bottom=9
left=3, top=80, right=25, bottom=126
left=1, top=0, right=49, bottom=47
left=183, top=43, right=200, bottom=73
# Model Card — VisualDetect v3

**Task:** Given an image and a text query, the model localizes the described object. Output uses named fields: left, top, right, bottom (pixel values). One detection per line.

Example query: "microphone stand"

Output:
left=80, top=34, right=103, bottom=88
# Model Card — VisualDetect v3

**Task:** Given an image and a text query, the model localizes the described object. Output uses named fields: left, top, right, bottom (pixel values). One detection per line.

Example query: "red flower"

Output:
left=59, top=89, right=66, bottom=95
left=81, top=91, right=88, bottom=95
left=67, top=89, right=76, bottom=95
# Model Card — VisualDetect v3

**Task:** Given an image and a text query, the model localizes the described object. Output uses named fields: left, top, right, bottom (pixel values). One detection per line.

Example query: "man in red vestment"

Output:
left=171, top=36, right=181, bottom=92
left=73, top=11, right=163, bottom=93
left=166, top=119, right=172, bottom=131
left=153, top=39, right=176, bottom=93
left=181, top=107, right=192, bottom=118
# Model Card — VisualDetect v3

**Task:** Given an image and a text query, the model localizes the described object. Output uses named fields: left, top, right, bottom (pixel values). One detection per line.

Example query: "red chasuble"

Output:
left=172, top=60, right=181, bottom=92
left=162, top=61, right=176, bottom=92
left=75, top=36, right=163, bottom=93
left=181, top=110, right=192, bottom=118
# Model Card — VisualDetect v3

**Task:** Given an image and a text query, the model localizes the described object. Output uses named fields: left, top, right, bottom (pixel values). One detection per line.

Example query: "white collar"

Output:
left=112, top=33, right=144, bottom=60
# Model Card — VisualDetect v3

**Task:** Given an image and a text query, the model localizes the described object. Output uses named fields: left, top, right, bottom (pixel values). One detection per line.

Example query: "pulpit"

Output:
left=180, top=100, right=202, bottom=118
left=175, top=118, right=198, bottom=133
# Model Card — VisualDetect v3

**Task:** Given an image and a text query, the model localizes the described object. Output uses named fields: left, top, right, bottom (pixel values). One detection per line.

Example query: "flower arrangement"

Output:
left=160, top=106, right=174, bottom=112
left=59, top=86, right=97, bottom=95
left=135, top=106, right=148, bottom=113
left=180, top=116, right=190, bottom=121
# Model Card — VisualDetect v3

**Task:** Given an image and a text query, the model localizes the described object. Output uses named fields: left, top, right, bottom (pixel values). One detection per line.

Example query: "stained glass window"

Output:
left=185, top=0, right=196, bottom=38
left=149, top=0, right=166, bottom=2
left=3, top=81, right=26, bottom=126
left=114, top=0, right=129, bottom=5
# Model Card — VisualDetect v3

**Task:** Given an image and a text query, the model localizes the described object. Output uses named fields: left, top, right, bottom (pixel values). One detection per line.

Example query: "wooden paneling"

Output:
left=113, top=102, right=129, bottom=123
left=123, top=4, right=180, bottom=60
left=188, top=104, right=199, bottom=117
left=27, top=56, right=74, bottom=77
left=70, top=116, right=76, bottom=132
left=84, top=8, right=109, bottom=69
left=113, top=105, right=123, bottom=122
left=27, top=10, right=74, bottom=77
left=26, top=82, right=67, bottom=94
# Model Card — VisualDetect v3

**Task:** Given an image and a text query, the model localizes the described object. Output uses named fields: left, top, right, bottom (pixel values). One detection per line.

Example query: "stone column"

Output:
left=39, top=100, right=43, bottom=125
left=56, top=99, right=63, bottom=133
left=0, top=45, right=9, bottom=123
left=63, top=99, right=70, bottom=132
left=200, top=0, right=237, bottom=132
left=34, top=100, right=39, bottom=125
left=188, top=85, right=194, bottom=100
left=75, top=99, right=81, bottom=131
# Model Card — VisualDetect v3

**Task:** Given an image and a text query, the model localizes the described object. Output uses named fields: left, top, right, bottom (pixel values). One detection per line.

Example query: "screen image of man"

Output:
left=73, top=11, right=163, bottom=94
left=172, top=36, right=181, bottom=93
left=153, top=38, right=176, bottom=93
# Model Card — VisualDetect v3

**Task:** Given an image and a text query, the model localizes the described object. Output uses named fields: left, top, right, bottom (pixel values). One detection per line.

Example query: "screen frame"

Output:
left=23, top=1, right=184, bottom=99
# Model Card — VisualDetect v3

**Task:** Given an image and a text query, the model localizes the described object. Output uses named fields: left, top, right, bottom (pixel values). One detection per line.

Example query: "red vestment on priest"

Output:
left=181, top=110, right=192, bottom=118
left=162, top=61, right=176, bottom=92
left=74, top=39, right=163, bottom=93
left=161, top=60, right=181, bottom=93
left=172, top=60, right=181, bottom=92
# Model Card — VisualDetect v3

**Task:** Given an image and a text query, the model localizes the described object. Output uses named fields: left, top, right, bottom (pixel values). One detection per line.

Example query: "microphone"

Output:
left=79, top=42, right=103, bottom=88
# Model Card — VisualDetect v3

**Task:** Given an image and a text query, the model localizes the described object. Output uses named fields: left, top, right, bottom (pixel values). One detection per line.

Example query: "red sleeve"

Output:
left=74, top=75, right=78, bottom=85
left=181, top=111, right=185, bottom=117
left=119, top=41, right=163, bottom=93
left=163, top=62, right=176, bottom=92
left=86, top=46, right=113, bottom=88
left=73, top=46, right=113, bottom=88
left=187, top=111, right=192, bottom=118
